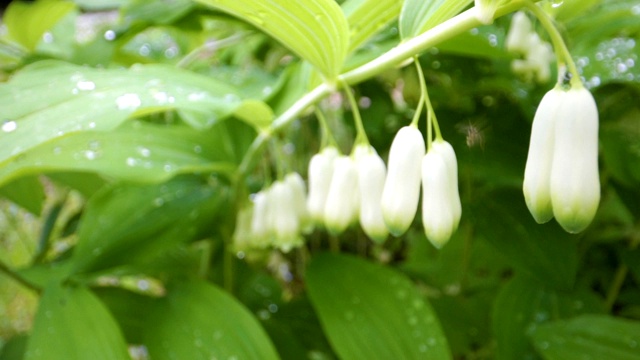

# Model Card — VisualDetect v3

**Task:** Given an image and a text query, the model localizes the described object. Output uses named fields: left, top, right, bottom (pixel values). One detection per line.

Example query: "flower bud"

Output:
left=270, top=181, right=302, bottom=252
left=421, top=150, right=456, bottom=248
left=506, top=11, right=533, bottom=53
left=550, top=85, right=600, bottom=233
left=431, top=139, right=462, bottom=230
left=324, top=155, right=359, bottom=235
left=523, top=87, right=564, bottom=224
left=307, top=147, right=339, bottom=225
left=381, top=126, right=425, bottom=236
left=285, top=172, right=313, bottom=234
left=355, top=145, right=389, bottom=243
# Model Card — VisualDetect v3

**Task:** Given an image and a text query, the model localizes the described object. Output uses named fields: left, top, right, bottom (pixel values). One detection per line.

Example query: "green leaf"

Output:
left=0, top=120, right=242, bottom=188
left=71, top=176, right=229, bottom=273
left=600, top=100, right=640, bottom=187
left=0, top=334, right=27, bottom=360
left=194, top=0, right=349, bottom=79
left=0, top=60, right=242, bottom=168
left=123, top=0, right=194, bottom=24
left=492, top=274, right=604, bottom=360
left=341, top=0, right=403, bottom=53
left=306, top=252, right=452, bottom=360
left=472, top=189, right=579, bottom=290
left=529, top=315, right=640, bottom=360
left=0, top=176, right=44, bottom=214
left=25, top=284, right=129, bottom=360
left=3, top=0, right=76, bottom=51
left=143, top=280, right=280, bottom=360
left=399, top=0, right=472, bottom=39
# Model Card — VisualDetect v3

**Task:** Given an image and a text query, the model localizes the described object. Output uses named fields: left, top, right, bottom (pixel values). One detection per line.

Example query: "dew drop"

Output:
left=268, top=303, right=278, bottom=313
left=137, top=279, right=150, bottom=291
left=137, top=146, right=151, bottom=157
left=2, top=120, right=17, bottom=133
left=104, top=30, right=116, bottom=41
left=551, top=0, right=563, bottom=8
left=344, top=311, right=355, bottom=321
left=193, top=145, right=202, bottom=154
left=42, top=32, right=54, bottom=43
left=76, top=80, right=95, bottom=91
left=116, top=93, right=141, bottom=110
left=84, top=150, right=98, bottom=160
left=126, top=157, right=138, bottom=167
left=153, top=198, right=165, bottom=207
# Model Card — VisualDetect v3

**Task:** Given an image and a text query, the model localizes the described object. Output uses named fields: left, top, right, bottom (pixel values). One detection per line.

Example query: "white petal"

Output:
left=381, top=126, right=425, bottom=236
left=550, top=86, right=600, bottom=233
left=324, top=156, right=359, bottom=235
left=523, top=87, right=564, bottom=223
left=307, top=147, right=338, bottom=224
left=285, top=172, right=313, bottom=234
left=506, top=11, right=533, bottom=54
left=422, top=151, right=456, bottom=248
left=271, top=181, right=302, bottom=252
left=356, top=147, right=389, bottom=243
left=432, top=139, right=462, bottom=230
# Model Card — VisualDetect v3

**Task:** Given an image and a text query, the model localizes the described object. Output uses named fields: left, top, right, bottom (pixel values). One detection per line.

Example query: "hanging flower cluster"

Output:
left=233, top=172, right=312, bottom=253
left=506, top=11, right=554, bottom=83
left=523, top=83, right=600, bottom=233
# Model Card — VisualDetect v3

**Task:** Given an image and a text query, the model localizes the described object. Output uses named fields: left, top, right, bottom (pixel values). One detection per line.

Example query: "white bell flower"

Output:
left=250, top=191, right=271, bottom=247
left=381, top=126, right=426, bottom=236
left=324, top=155, right=359, bottom=235
left=354, top=144, right=389, bottom=243
left=421, top=150, right=457, bottom=248
left=523, top=87, right=565, bottom=224
left=550, top=85, right=600, bottom=233
left=431, top=139, right=462, bottom=230
left=270, top=181, right=303, bottom=252
left=285, top=172, right=313, bottom=234
left=307, top=147, right=339, bottom=225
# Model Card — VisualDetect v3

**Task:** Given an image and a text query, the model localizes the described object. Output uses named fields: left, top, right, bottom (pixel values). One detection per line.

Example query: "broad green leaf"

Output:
left=400, top=0, right=472, bottom=39
left=0, top=120, right=241, bottom=188
left=0, top=176, right=44, bottom=214
left=3, top=0, right=76, bottom=51
left=144, top=280, right=280, bottom=360
left=341, top=0, right=402, bottom=53
left=472, top=189, right=578, bottom=290
left=492, top=274, right=603, bottom=360
left=123, top=0, right=194, bottom=24
left=530, top=315, right=640, bottom=360
left=0, top=60, right=242, bottom=167
left=306, top=253, right=452, bottom=360
left=194, top=0, right=349, bottom=79
left=233, top=99, right=275, bottom=129
left=71, top=176, right=229, bottom=273
left=25, top=284, right=129, bottom=360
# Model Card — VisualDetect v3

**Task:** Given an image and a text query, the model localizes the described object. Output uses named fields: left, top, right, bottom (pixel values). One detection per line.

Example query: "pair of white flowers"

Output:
left=307, top=145, right=389, bottom=243
left=381, top=127, right=462, bottom=248
left=523, top=84, right=600, bottom=233
left=308, top=126, right=461, bottom=248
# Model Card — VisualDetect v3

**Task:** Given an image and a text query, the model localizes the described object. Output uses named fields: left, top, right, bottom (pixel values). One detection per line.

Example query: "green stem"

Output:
left=341, top=81, right=369, bottom=146
left=604, top=265, right=628, bottom=312
left=0, top=260, right=42, bottom=294
left=237, top=3, right=527, bottom=176
left=315, top=109, right=338, bottom=149
left=523, top=1, right=580, bottom=84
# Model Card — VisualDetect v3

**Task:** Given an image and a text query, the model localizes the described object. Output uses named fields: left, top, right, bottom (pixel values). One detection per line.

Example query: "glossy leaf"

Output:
left=0, top=60, right=242, bottom=168
left=472, top=189, right=578, bottom=290
left=0, top=176, right=44, bottom=214
left=0, top=121, right=241, bottom=188
left=530, top=315, right=640, bottom=360
left=144, top=280, right=280, bottom=360
left=306, top=252, right=452, bottom=360
left=399, top=0, right=472, bottom=39
left=3, top=0, right=76, bottom=51
left=492, top=274, right=603, bottom=360
left=71, top=176, right=229, bottom=273
left=25, top=284, right=129, bottom=360
left=341, top=0, right=403, bottom=53
left=194, top=0, right=349, bottom=78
